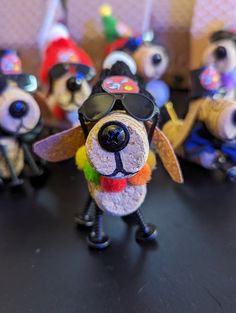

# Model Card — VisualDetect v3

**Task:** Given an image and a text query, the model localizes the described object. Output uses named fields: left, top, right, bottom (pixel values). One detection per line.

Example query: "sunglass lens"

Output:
left=81, top=94, right=114, bottom=121
left=18, top=74, right=38, bottom=92
left=50, top=63, right=68, bottom=79
left=0, top=75, right=7, bottom=93
left=124, top=94, right=156, bottom=120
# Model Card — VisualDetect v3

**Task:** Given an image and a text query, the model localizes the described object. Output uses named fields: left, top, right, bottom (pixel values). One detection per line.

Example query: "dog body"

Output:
left=163, top=96, right=236, bottom=178
left=34, top=61, right=182, bottom=248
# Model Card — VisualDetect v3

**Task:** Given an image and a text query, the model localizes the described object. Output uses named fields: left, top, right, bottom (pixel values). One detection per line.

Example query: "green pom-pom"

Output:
left=83, top=161, right=100, bottom=185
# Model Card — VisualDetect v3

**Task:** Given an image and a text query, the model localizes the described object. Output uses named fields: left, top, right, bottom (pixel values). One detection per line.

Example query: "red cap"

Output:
left=40, top=37, right=94, bottom=85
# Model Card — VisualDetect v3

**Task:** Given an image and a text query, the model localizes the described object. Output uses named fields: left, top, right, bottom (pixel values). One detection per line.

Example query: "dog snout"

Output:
left=98, top=121, right=130, bottom=152
left=9, top=100, right=28, bottom=118
left=66, top=76, right=82, bottom=92
left=214, top=46, right=227, bottom=61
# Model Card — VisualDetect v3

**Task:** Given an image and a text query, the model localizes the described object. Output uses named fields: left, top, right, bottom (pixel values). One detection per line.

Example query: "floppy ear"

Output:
left=33, top=91, right=71, bottom=130
left=33, top=91, right=53, bottom=119
left=152, top=127, right=183, bottom=183
left=33, top=125, right=85, bottom=162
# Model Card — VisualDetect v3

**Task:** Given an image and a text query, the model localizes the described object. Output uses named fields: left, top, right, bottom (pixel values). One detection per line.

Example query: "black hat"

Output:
left=210, top=30, right=236, bottom=44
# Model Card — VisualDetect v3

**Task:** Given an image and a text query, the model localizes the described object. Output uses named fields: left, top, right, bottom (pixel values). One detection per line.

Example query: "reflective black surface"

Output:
left=0, top=91, right=235, bottom=313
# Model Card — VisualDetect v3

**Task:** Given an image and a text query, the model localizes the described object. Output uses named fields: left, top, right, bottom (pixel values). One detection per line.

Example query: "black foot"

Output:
left=121, top=213, right=137, bottom=225
left=75, top=213, right=94, bottom=227
left=29, top=169, right=49, bottom=188
left=87, top=232, right=110, bottom=250
left=136, top=223, right=158, bottom=243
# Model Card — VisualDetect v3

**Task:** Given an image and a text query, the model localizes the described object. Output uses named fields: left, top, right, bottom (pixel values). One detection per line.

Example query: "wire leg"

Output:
left=87, top=206, right=110, bottom=249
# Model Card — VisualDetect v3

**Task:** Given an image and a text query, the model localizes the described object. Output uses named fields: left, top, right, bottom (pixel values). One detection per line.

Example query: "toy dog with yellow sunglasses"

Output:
left=34, top=61, right=183, bottom=249
left=163, top=66, right=236, bottom=181
left=0, top=49, right=45, bottom=188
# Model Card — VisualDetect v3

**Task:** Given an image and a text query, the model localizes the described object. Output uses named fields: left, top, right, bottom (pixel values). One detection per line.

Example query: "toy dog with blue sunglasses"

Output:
left=40, top=23, right=96, bottom=127
left=34, top=61, right=183, bottom=249
left=163, top=66, right=236, bottom=181
left=0, top=49, right=45, bottom=188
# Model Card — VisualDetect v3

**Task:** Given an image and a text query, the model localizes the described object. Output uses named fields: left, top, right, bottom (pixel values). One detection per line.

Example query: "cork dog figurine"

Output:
left=100, top=4, right=170, bottom=110
left=163, top=66, right=236, bottom=181
left=40, top=23, right=96, bottom=127
left=0, top=49, right=45, bottom=187
left=34, top=61, right=183, bottom=249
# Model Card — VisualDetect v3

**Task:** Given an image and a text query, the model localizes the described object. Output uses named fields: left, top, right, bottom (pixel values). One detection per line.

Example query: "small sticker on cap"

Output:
left=102, top=76, right=139, bottom=94
left=58, top=50, right=79, bottom=63
left=0, top=54, right=22, bottom=75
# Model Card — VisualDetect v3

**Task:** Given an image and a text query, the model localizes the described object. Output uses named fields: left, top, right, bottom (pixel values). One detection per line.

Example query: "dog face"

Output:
left=48, top=73, right=92, bottom=112
left=203, top=39, right=236, bottom=74
left=86, top=112, right=149, bottom=178
left=0, top=82, right=40, bottom=134
left=47, top=63, right=95, bottom=113
left=133, top=44, right=169, bottom=80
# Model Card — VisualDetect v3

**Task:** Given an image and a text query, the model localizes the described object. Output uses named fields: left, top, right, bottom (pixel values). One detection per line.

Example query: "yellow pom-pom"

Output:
left=99, top=4, right=112, bottom=16
left=75, top=145, right=87, bottom=170
left=147, top=150, right=156, bottom=171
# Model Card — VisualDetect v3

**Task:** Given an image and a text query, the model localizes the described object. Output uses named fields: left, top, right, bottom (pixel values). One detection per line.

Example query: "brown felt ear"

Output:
left=33, top=91, right=71, bottom=130
left=33, top=125, right=85, bottom=162
left=152, top=127, right=183, bottom=183
left=33, top=91, right=52, bottom=119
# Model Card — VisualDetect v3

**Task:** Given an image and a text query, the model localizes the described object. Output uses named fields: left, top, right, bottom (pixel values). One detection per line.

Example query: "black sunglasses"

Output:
left=49, top=63, right=96, bottom=81
left=0, top=74, right=38, bottom=93
left=79, top=92, right=159, bottom=122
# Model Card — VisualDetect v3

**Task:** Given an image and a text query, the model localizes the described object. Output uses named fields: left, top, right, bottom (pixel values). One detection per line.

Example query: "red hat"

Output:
left=40, top=37, right=94, bottom=85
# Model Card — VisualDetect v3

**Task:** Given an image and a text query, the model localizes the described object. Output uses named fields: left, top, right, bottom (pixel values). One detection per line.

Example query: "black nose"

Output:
left=66, top=76, right=82, bottom=92
left=98, top=121, right=130, bottom=152
left=9, top=101, right=28, bottom=118
left=232, top=111, right=236, bottom=125
left=214, top=46, right=227, bottom=60
left=152, top=53, right=162, bottom=65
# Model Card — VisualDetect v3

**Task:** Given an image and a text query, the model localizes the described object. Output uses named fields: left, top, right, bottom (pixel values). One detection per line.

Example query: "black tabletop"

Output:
left=0, top=91, right=235, bottom=313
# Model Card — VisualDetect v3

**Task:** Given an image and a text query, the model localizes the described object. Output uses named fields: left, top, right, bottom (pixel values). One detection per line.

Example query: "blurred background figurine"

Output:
left=203, top=29, right=236, bottom=100
left=163, top=66, right=236, bottom=181
left=39, top=22, right=96, bottom=127
left=99, top=4, right=170, bottom=111
left=0, top=49, right=45, bottom=188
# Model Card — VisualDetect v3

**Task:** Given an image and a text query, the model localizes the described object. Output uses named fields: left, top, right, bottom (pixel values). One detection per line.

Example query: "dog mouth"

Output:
left=103, top=152, right=137, bottom=177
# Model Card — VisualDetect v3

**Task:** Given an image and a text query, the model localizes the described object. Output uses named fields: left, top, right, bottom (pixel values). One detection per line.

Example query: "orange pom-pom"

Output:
left=101, top=177, right=127, bottom=192
left=128, top=163, right=151, bottom=186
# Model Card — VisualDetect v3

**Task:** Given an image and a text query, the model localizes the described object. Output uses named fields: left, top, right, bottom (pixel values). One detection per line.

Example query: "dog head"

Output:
left=0, top=50, right=41, bottom=136
left=47, top=63, right=95, bottom=112
left=40, top=36, right=95, bottom=116
left=34, top=61, right=183, bottom=185
left=133, top=44, right=169, bottom=81
left=203, top=30, right=236, bottom=74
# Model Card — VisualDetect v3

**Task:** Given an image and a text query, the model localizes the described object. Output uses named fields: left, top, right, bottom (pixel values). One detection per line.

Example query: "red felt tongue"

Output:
left=101, top=177, right=127, bottom=192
